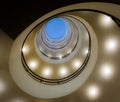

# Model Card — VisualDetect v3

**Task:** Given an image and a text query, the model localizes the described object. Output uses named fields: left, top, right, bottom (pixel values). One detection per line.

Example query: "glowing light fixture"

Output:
left=22, top=45, right=29, bottom=54
left=72, top=59, right=82, bottom=69
left=28, top=60, right=38, bottom=71
left=42, top=67, right=52, bottom=77
left=99, top=15, right=113, bottom=27
left=59, top=66, right=68, bottom=76
left=83, top=48, right=89, bottom=55
left=86, top=85, right=100, bottom=100
left=100, top=64, right=114, bottom=79
left=104, top=38, right=118, bottom=53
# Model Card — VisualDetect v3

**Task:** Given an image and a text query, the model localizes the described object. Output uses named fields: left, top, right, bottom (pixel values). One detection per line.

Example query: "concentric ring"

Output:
left=21, top=15, right=91, bottom=84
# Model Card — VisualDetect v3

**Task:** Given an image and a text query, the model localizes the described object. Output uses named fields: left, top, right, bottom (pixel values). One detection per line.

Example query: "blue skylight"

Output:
left=45, top=18, right=67, bottom=40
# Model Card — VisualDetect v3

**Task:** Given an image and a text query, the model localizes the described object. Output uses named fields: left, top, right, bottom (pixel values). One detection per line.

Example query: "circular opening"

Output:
left=22, top=15, right=91, bottom=84
left=45, top=18, right=67, bottom=40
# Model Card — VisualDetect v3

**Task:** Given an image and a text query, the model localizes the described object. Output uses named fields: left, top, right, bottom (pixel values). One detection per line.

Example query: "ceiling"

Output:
left=0, top=1, right=120, bottom=102
left=0, top=0, right=120, bottom=39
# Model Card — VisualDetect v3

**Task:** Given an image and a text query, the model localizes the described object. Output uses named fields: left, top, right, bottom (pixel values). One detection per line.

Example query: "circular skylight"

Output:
left=45, top=18, right=67, bottom=40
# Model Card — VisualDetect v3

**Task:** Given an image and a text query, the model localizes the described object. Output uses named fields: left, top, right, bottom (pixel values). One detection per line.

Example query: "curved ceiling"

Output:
left=0, top=2, right=120, bottom=102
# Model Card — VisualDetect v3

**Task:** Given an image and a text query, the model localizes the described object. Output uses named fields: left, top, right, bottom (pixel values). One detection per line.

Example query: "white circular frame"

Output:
left=9, top=5, right=98, bottom=99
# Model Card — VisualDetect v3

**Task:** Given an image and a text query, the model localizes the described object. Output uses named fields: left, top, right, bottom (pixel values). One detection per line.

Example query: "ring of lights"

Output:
left=21, top=15, right=91, bottom=85
left=9, top=8, right=98, bottom=99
